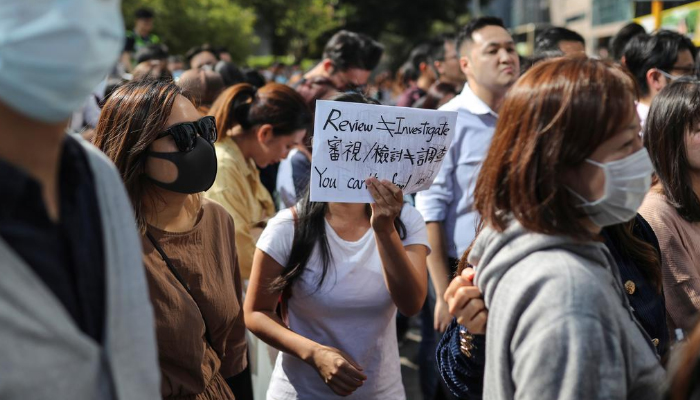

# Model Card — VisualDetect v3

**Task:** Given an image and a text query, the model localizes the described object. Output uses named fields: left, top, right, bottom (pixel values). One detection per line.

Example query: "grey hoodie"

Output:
left=471, top=219, right=664, bottom=400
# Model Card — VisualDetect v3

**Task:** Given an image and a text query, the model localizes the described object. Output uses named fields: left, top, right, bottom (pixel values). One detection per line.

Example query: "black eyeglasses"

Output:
left=156, top=116, right=217, bottom=152
left=342, top=83, right=368, bottom=94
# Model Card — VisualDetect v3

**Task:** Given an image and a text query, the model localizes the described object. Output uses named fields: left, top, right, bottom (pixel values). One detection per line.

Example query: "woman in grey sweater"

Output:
left=455, top=57, right=665, bottom=399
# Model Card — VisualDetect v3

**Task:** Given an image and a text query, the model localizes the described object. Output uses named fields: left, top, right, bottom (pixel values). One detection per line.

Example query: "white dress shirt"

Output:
left=415, top=84, right=498, bottom=258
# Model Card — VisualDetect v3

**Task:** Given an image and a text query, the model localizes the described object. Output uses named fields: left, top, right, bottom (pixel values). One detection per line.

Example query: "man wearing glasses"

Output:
left=274, top=30, right=384, bottom=208
left=432, top=33, right=467, bottom=91
left=295, top=30, right=384, bottom=111
left=623, top=30, right=696, bottom=129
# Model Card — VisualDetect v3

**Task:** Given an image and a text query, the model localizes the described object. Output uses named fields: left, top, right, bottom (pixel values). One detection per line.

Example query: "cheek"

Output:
left=145, top=138, right=179, bottom=183
left=687, top=134, right=700, bottom=169
left=569, top=163, right=607, bottom=202
left=151, top=136, right=178, bottom=152
left=145, top=157, right=178, bottom=183
left=587, top=167, right=607, bottom=201
left=273, top=142, right=290, bottom=158
left=258, top=141, right=282, bottom=164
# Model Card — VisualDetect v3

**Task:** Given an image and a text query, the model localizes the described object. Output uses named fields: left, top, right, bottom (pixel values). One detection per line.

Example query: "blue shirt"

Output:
left=415, top=84, right=498, bottom=258
left=276, top=148, right=312, bottom=209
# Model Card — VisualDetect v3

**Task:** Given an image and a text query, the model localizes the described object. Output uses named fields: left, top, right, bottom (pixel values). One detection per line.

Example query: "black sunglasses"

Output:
left=156, top=116, right=218, bottom=152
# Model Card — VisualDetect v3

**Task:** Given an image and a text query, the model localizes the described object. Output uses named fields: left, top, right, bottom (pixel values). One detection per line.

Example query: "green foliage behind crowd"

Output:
left=123, top=0, right=470, bottom=68
left=122, top=0, right=257, bottom=62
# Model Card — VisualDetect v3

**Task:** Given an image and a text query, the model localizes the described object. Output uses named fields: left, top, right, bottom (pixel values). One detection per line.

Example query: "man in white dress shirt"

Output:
left=416, top=16, right=520, bottom=334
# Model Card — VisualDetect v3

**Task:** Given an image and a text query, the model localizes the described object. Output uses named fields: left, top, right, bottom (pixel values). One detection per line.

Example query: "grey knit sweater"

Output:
left=472, top=219, right=664, bottom=400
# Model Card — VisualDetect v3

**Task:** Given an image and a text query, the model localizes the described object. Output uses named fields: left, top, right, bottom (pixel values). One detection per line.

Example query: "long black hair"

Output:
left=645, top=78, right=700, bottom=223
left=270, top=92, right=407, bottom=293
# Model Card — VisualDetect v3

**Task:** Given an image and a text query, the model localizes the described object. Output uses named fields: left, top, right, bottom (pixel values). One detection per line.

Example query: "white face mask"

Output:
left=0, top=0, right=125, bottom=123
left=570, top=148, right=654, bottom=227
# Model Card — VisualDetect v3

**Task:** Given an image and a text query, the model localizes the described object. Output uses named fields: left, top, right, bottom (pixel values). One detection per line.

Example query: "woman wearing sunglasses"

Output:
left=93, top=80, right=246, bottom=400
left=206, top=83, right=312, bottom=282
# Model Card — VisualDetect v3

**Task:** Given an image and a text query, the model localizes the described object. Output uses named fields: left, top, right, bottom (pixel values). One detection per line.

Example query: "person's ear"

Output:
left=460, top=55, right=470, bottom=78
left=425, top=63, right=440, bottom=80
left=646, top=69, right=665, bottom=94
left=434, top=60, right=445, bottom=75
left=257, top=124, right=274, bottom=144
left=322, top=59, right=335, bottom=74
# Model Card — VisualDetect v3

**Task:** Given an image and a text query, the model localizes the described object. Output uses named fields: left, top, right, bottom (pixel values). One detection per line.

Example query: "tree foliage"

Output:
left=336, top=0, right=470, bottom=70
left=238, top=0, right=347, bottom=58
left=122, top=0, right=257, bottom=62
left=122, top=0, right=471, bottom=68
left=340, top=0, right=468, bottom=41
left=240, top=0, right=469, bottom=70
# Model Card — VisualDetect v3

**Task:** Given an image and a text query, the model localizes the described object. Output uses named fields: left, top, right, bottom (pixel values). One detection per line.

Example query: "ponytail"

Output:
left=209, top=82, right=312, bottom=141
left=209, top=83, right=257, bottom=141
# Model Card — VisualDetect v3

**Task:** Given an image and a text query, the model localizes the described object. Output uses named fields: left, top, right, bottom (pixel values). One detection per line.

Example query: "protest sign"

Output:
left=310, top=100, right=457, bottom=203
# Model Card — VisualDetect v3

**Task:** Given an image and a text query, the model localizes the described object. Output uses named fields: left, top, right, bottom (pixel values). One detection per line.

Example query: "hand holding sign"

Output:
left=366, top=178, right=403, bottom=234
left=310, top=100, right=457, bottom=203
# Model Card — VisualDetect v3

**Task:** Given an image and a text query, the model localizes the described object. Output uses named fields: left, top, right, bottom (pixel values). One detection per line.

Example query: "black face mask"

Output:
left=147, top=136, right=218, bottom=194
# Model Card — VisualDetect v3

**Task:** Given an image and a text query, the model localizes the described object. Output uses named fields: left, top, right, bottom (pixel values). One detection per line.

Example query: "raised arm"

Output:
left=367, top=178, right=428, bottom=316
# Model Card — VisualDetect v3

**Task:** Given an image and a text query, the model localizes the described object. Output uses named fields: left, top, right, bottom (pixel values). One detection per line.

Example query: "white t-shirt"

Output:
left=275, top=148, right=298, bottom=209
left=257, top=205, right=430, bottom=400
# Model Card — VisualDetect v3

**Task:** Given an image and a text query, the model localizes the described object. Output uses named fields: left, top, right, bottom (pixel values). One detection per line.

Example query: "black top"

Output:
left=601, top=215, right=669, bottom=356
left=0, top=135, right=106, bottom=343
left=258, top=162, right=279, bottom=202
left=436, top=214, right=668, bottom=399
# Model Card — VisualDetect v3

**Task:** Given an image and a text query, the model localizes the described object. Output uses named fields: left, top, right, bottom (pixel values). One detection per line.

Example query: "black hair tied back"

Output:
left=232, top=87, right=257, bottom=130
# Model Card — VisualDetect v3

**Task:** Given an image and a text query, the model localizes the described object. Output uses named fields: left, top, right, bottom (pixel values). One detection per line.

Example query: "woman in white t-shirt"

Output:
left=245, top=92, right=429, bottom=400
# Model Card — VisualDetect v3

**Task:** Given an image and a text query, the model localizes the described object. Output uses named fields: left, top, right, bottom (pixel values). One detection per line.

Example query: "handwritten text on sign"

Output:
left=310, top=100, right=457, bottom=203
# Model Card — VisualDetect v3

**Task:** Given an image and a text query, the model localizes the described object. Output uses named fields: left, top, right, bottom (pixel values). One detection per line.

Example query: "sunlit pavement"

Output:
left=400, top=327, right=423, bottom=400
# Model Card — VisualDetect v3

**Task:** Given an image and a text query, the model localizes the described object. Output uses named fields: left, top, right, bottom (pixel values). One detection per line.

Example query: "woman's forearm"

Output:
left=245, top=310, right=320, bottom=365
left=375, top=228, right=427, bottom=316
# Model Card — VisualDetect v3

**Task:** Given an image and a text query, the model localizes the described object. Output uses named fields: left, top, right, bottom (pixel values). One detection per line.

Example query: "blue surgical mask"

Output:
left=0, top=0, right=125, bottom=123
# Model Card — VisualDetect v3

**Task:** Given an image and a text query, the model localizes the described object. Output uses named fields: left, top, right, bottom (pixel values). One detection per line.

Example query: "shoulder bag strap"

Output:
left=145, top=231, right=216, bottom=352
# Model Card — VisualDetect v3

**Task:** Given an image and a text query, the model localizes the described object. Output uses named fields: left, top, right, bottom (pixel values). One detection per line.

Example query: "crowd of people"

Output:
left=3, top=0, right=700, bottom=399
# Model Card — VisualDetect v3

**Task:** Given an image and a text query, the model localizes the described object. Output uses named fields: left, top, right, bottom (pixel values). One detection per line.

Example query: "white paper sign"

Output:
left=310, top=100, right=457, bottom=203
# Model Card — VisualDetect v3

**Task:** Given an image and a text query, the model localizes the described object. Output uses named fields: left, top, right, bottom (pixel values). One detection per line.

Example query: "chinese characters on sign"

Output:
left=310, top=100, right=457, bottom=203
